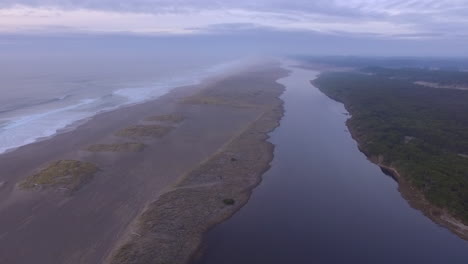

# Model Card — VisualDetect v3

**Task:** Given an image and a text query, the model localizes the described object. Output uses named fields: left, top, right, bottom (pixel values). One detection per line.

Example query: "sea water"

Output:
left=0, top=42, right=251, bottom=154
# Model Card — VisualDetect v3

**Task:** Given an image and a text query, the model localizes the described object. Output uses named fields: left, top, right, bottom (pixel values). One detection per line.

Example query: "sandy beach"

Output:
left=0, top=62, right=288, bottom=264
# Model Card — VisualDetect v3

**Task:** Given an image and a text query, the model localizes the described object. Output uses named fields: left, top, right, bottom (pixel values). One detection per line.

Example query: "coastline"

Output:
left=372, top=159, right=468, bottom=241
left=315, top=81, right=468, bottom=241
left=184, top=65, right=468, bottom=264
left=0, top=62, right=288, bottom=263
left=107, top=66, right=289, bottom=264
left=0, top=60, right=249, bottom=157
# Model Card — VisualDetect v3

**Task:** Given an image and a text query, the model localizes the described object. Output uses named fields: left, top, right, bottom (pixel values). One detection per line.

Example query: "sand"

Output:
left=0, top=62, right=287, bottom=264
left=145, top=114, right=185, bottom=123
left=87, top=143, right=146, bottom=153
left=108, top=67, right=287, bottom=264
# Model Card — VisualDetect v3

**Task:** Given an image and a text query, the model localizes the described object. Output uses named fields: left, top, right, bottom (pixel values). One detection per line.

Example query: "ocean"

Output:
left=0, top=39, right=246, bottom=154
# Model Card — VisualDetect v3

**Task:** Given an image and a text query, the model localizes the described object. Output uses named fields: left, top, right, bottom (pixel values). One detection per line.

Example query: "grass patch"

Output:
left=115, top=125, right=173, bottom=138
left=223, top=198, right=235, bottom=205
left=145, top=114, right=185, bottom=123
left=87, top=143, right=146, bottom=152
left=19, top=160, right=99, bottom=192
left=183, top=96, right=254, bottom=108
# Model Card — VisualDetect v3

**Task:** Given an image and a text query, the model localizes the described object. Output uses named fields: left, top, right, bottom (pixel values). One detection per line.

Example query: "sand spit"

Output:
left=0, top=63, right=287, bottom=264
left=108, top=68, right=288, bottom=264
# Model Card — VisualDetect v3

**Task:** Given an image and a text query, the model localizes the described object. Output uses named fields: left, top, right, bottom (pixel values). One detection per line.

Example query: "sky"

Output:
left=0, top=0, right=468, bottom=56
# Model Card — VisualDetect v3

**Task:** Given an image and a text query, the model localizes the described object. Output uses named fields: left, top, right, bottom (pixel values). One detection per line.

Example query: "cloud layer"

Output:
left=0, top=0, right=467, bottom=40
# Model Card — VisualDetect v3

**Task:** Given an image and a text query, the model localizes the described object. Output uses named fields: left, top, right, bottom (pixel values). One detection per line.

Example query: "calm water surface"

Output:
left=196, top=65, right=468, bottom=264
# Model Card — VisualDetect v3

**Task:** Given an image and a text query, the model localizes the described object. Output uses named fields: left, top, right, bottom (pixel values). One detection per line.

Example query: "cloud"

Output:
left=0, top=0, right=467, bottom=41
left=0, top=5, right=418, bottom=36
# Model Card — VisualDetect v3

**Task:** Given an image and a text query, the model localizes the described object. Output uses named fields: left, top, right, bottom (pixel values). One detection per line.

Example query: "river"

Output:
left=195, top=64, right=468, bottom=263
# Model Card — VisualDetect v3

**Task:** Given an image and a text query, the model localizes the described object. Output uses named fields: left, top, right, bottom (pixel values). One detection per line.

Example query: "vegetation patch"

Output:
left=314, top=70, right=468, bottom=224
left=115, top=125, right=173, bottom=138
left=19, top=160, right=99, bottom=192
left=87, top=143, right=146, bottom=152
left=223, top=198, right=235, bottom=205
left=145, top=114, right=185, bottom=123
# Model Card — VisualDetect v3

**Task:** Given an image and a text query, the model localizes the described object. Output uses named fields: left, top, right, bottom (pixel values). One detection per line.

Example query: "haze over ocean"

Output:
left=0, top=40, right=248, bottom=153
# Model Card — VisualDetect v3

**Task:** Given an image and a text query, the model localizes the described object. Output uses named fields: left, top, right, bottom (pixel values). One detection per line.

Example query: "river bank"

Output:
left=318, top=77, right=468, bottom=242
left=108, top=65, right=288, bottom=264
left=195, top=65, right=468, bottom=264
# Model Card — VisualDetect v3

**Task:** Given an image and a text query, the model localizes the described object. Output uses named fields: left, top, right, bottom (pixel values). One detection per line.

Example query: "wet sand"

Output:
left=0, top=63, right=287, bottom=263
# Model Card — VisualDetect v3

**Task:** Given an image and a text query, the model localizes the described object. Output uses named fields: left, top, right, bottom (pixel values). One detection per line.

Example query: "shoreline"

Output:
left=0, top=62, right=248, bottom=157
left=373, top=159, right=468, bottom=241
left=0, top=62, right=288, bottom=263
left=107, top=66, right=289, bottom=264
left=316, top=82, right=468, bottom=241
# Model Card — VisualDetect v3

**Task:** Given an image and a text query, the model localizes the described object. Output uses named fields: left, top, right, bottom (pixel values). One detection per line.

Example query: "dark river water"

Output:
left=195, top=65, right=468, bottom=264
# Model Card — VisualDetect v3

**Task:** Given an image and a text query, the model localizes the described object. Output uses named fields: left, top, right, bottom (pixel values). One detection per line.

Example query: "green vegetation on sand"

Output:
left=19, top=160, right=99, bottom=192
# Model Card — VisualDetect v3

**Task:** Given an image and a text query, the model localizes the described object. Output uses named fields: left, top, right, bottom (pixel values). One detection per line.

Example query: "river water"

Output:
left=196, top=65, right=468, bottom=263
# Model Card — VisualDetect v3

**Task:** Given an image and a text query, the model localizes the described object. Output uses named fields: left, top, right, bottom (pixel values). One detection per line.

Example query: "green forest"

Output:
left=313, top=69, right=468, bottom=223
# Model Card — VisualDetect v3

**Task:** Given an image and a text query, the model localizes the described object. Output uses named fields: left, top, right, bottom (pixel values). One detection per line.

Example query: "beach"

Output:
left=2, top=61, right=468, bottom=264
left=0, top=62, right=287, bottom=263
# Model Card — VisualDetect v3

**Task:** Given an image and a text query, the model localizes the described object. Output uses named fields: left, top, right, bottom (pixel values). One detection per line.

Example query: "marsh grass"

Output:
left=19, top=160, right=99, bottom=192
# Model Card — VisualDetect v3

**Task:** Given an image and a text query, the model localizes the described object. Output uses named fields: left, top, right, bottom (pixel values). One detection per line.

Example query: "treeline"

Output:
left=313, top=71, right=468, bottom=223
left=297, top=55, right=468, bottom=71
left=362, top=67, right=468, bottom=86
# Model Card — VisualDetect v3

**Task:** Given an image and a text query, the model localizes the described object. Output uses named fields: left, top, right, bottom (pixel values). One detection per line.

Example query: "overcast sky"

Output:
left=1, top=0, right=467, bottom=56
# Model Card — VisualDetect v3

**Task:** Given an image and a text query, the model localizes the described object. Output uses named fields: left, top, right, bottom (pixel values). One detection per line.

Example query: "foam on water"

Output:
left=112, top=78, right=193, bottom=105
left=0, top=98, right=99, bottom=154
left=0, top=58, right=254, bottom=155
